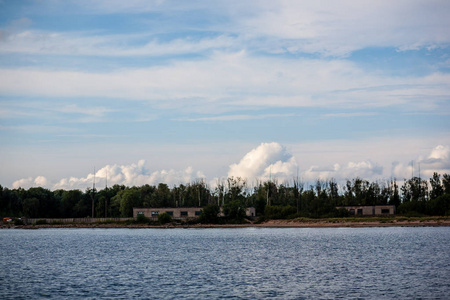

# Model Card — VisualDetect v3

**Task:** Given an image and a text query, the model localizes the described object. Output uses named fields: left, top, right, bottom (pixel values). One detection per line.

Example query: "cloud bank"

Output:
left=10, top=143, right=450, bottom=190
left=13, top=160, right=205, bottom=190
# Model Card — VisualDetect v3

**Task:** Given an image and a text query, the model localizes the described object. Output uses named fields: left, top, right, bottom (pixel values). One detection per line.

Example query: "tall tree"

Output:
left=429, top=173, right=444, bottom=200
left=401, top=177, right=428, bottom=202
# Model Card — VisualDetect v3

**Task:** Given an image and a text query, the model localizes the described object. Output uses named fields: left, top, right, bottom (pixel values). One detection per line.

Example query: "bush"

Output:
left=334, top=208, right=351, bottom=218
left=35, top=219, right=47, bottom=225
left=265, top=205, right=297, bottom=219
left=136, top=214, right=150, bottom=224
left=223, top=200, right=246, bottom=220
left=158, top=212, right=172, bottom=225
left=198, top=204, right=220, bottom=224
left=14, top=218, right=24, bottom=225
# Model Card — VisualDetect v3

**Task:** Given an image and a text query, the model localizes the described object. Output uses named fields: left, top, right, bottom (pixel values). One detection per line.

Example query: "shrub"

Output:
left=223, top=200, right=246, bottom=220
left=334, top=208, right=351, bottom=218
left=35, top=219, right=47, bottom=225
left=14, top=218, right=24, bottom=225
left=136, top=214, right=150, bottom=224
left=265, top=205, right=296, bottom=219
left=198, top=204, right=220, bottom=224
left=158, top=212, right=172, bottom=225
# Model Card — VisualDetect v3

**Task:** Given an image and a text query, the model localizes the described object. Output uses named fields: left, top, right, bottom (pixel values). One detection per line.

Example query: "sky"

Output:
left=0, top=0, right=449, bottom=191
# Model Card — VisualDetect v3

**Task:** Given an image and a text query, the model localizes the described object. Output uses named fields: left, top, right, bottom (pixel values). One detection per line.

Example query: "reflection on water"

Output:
left=1, top=227, right=449, bottom=299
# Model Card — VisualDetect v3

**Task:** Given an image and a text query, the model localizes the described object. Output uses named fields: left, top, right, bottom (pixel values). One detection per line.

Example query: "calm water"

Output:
left=1, top=227, right=449, bottom=299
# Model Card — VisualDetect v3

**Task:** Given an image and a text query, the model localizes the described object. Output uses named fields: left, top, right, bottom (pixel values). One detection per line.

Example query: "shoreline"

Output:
left=3, top=219, right=450, bottom=229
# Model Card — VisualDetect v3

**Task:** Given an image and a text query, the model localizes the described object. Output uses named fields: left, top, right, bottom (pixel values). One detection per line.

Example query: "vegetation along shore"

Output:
left=1, top=173, right=449, bottom=228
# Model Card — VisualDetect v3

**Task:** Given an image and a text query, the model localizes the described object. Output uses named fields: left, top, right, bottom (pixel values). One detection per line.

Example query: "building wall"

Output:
left=337, top=205, right=395, bottom=216
left=133, top=207, right=202, bottom=219
left=246, top=207, right=256, bottom=217
left=133, top=207, right=257, bottom=219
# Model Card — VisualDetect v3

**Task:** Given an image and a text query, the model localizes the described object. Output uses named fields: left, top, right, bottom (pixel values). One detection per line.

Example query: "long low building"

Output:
left=133, top=207, right=256, bottom=219
left=336, top=205, right=395, bottom=216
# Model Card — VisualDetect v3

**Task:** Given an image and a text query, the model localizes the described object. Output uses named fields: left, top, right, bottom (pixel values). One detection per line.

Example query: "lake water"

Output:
left=1, top=227, right=449, bottom=299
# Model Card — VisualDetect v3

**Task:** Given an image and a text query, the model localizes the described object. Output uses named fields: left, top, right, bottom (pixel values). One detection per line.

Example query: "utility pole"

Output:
left=105, top=169, right=108, bottom=218
left=91, top=167, right=95, bottom=218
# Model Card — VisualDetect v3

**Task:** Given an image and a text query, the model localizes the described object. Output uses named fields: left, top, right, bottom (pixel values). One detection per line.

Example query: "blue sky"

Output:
left=1, top=0, right=449, bottom=190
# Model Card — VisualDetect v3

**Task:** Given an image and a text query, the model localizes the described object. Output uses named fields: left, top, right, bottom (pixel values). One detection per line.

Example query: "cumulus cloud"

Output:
left=12, top=160, right=206, bottom=190
left=12, top=177, right=34, bottom=189
left=302, top=161, right=382, bottom=182
left=228, top=142, right=298, bottom=182
left=10, top=144, right=450, bottom=190
left=391, top=145, right=450, bottom=179
left=419, top=145, right=450, bottom=177
left=12, top=176, right=49, bottom=189
left=227, top=142, right=450, bottom=185
left=53, top=160, right=206, bottom=190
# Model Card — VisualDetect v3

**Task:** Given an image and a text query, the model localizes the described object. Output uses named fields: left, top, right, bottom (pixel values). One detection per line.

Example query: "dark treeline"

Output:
left=1, top=173, right=450, bottom=219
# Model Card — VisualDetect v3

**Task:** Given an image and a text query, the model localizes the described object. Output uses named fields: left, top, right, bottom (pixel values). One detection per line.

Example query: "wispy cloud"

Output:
left=237, top=1, right=450, bottom=56
left=2, top=1, right=449, bottom=189
left=321, top=112, right=378, bottom=118
left=1, top=53, right=448, bottom=114
left=178, top=113, right=296, bottom=122
left=0, top=29, right=237, bottom=57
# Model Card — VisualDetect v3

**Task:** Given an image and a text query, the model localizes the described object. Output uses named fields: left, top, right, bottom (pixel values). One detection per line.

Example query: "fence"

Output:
left=24, top=217, right=132, bottom=225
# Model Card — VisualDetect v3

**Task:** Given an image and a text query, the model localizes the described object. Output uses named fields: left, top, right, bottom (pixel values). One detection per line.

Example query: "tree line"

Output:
left=1, top=173, right=449, bottom=219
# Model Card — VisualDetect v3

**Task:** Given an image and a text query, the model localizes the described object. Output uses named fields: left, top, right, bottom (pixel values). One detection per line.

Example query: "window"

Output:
left=357, top=209, right=363, bottom=215
left=349, top=209, right=355, bottom=215
left=151, top=211, right=159, bottom=216
left=180, top=211, right=188, bottom=216
left=195, top=211, right=202, bottom=216
left=137, top=212, right=144, bottom=215
left=381, top=209, right=390, bottom=214
left=165, top=211, right=173, bottom=216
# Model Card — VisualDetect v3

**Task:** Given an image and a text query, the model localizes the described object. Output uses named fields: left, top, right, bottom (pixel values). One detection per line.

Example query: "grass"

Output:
left=290, top=216, right=450, bottom=223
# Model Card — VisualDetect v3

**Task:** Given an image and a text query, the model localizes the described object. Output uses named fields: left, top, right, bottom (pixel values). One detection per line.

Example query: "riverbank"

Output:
left=2, top=217, right=450, bottom=229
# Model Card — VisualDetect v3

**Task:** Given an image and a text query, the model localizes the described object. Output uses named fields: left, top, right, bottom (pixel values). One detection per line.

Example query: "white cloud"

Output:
left=302, top=161, right=383, bottom=182
left=1, top=53, right=448, bottom=114
left=12, top=177, right=34, bottom=189
left=15, top=1, right=448, bottom=57
left=9, top=142, right=450, bottom=190
left=178, top=113, right=296, bottom=122
left=228, top=142, right=298, bottom=181
left=12, top=176, right=49, bottom=189
left=34, top=176, right=48, bottom=186
left=419, top=145, right=450, bottom=177
left=239, top=0, right=450, bottom=56
left=0, top=29, right=236, bottom=57
left=389, top=145, right=450, bottom=179
left=49, top=160, right=206, bottom=190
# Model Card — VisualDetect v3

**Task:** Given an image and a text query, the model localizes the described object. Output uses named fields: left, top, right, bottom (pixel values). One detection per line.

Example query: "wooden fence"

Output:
left=24, top=217, right=132, bottom=225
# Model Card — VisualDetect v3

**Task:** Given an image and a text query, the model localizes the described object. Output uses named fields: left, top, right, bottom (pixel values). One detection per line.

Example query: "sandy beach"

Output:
left=3, top=218, right=449, bottom=229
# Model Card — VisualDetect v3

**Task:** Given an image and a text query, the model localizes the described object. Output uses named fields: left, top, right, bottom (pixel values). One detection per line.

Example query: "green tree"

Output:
left=223, top=200, right=245, bottom=220
left=401, top=177, right=428, bottom=202
left=198, top=204, right=220, bottom=224
left=388, top=179, right=401, bottom=208
left=430, top=173, right=444, bottom=200
left=119, top=188, right=142, bottom=217
left=60, top=190, right=82, bottom=217
left=443, top=174, right=450, bottom=194
left=22, top=197, right=40, bottom=218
